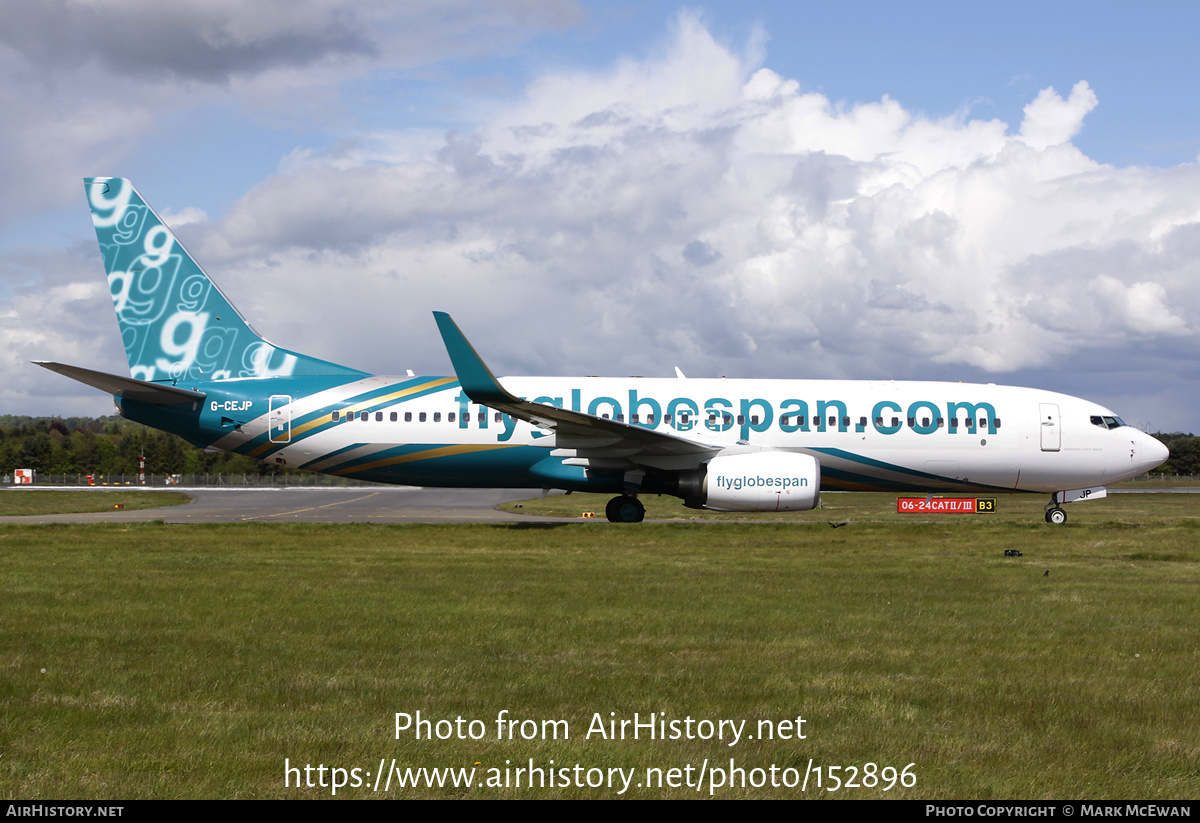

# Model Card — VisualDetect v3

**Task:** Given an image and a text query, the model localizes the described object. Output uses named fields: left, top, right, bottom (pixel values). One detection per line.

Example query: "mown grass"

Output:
left=2, top=515, right=1198, bottom=799
left=0, top=490, right=191, bottom=517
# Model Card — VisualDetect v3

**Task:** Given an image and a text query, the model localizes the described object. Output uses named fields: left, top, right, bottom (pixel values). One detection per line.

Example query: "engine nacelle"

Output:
left=697, top=451, right=821, bottom=512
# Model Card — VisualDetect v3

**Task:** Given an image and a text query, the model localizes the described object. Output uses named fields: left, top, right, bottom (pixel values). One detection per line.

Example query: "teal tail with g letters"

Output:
left=84, top=177, right=364, bottom=384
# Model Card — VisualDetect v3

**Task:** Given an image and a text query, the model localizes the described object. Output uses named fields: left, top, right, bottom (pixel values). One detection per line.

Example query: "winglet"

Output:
left=432, top=312, right=714, bottom=462
left=433, top=312, right=517, bottom=406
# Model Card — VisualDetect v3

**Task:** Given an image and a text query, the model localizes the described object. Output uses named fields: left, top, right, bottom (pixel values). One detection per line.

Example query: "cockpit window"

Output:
left=1090, top=415, right=1126, bottom=430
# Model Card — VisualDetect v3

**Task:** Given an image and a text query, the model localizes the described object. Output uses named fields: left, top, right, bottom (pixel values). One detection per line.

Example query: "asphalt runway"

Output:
left=0, top=486, right=568, bottom=525
left=1, top=485, right=1195, bottom=525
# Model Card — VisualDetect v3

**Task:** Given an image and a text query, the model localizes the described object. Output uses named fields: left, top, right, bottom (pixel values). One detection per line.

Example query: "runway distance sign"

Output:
left=897, top=497, right=996, bottom=514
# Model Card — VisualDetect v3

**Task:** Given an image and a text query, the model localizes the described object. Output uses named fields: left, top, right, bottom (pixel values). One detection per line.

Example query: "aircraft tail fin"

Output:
left=84, top=177, right=365, bottom=383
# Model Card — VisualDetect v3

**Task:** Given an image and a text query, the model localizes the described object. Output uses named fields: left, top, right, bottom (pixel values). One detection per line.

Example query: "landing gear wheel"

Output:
left=1045, top=507, right=1067, bottom=524
left=605, top=496, right=645, bottom=523
left=605, top=496, right=620, bottom=522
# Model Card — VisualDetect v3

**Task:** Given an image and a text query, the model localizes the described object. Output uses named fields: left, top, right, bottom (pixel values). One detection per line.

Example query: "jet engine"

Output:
left=675, top=451, right=821, bottom=512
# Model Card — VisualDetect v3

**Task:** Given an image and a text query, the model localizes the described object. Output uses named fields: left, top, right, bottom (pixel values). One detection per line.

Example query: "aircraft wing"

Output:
left=34, top=362, right=207, bottom=405
left=434, top=312, right=717, bottom=468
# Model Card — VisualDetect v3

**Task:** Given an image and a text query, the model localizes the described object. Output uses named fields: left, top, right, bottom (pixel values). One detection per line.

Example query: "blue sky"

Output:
left=2, top=1, right=1199, bottom=432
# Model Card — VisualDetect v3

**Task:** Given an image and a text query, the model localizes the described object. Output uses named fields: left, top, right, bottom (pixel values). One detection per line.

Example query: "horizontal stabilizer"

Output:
left=33, top=362, right=206, bottom=405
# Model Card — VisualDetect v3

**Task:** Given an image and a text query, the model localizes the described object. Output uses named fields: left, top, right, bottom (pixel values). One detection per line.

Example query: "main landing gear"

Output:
left=606, top=470, right=647, bottom=523
left=605, top=495, right=646, bottom=523
left=1044, top=493, right=1067, bottom=524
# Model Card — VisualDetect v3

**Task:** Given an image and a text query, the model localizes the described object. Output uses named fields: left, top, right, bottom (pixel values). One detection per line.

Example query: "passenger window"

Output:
left=907, top=417, right=915, bottom=427
left=448, top=412, right=455, bottom=423
left=433, top=412, right=441, bottom=422
left=390, top=412, right=397, bottom=422
left=647, top=414, right=655, bottom=424
left=631, top=414, right=639, bottom=423
left=419, top=412, right=427, bottom=422
left=376, top=412, right=383, bottom=422
left=478, top=412, right=486, bottom=423
left=875, top=416, right=882, bottom=426
left=859, top=417, right=867, bottom=428
left=891, top=417, right=899, bottom=428
left=994, top=419, right=1001, bottom=429
left=737, top=415, right=745, bottom=425
left=841, top=416, right=849, bottom=427
left=495, top=412, right=502, bottom=422
left=332, top=411, right=340, bottom=422
left=921, top=417, right=929, bottom=427
left=405, top=412, right=412, bottom=422
left=617, top=414, right=625, bottom=422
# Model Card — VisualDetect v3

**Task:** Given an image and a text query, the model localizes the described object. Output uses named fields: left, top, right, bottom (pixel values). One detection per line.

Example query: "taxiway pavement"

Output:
left=0, top=486, right=566, bottom=524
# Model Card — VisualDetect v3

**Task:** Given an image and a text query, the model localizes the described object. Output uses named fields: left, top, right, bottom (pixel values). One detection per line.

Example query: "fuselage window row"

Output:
left=327, top=408, right=1000, bottom=431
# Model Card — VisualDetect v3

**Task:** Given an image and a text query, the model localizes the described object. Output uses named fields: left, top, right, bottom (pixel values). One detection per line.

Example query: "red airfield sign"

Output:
left=897, top=497, right=996, bottom=514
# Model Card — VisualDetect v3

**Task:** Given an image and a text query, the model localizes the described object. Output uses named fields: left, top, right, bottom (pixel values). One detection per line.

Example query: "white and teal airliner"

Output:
left=38, top=179, right=1168, bottom=523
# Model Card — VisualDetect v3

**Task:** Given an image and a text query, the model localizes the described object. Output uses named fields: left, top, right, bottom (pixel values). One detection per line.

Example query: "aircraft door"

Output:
left=269, top=395, right=292, bottom=443
left=1039, top=403, right=1060, bottom=452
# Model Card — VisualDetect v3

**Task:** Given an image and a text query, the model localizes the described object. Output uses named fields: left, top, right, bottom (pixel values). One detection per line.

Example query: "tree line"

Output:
left=0, top=415, right=288, bottom=479
left=2, top=415, right=1197, bottom=479
left=1146, top=431, right=1200, bottom=476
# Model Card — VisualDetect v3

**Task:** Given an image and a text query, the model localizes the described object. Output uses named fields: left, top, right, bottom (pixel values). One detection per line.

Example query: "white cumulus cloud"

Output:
left=180, top=13, right=1196, bottom=393
left=7, top=10, right=1199, bottom=428
left=1019, top=80, right=1099, bottom=151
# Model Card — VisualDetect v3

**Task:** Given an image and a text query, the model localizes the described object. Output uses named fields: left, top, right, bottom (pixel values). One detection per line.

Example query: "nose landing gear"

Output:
left=1044, top=493, right=1066, bottom=524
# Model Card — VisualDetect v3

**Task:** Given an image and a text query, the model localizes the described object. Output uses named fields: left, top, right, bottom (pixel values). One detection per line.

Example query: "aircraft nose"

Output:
left=1136, top=432, right=1170, bottom=474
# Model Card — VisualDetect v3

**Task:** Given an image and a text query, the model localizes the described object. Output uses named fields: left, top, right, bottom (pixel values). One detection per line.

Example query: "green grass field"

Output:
left=2, top=499, right=1198, bottom=798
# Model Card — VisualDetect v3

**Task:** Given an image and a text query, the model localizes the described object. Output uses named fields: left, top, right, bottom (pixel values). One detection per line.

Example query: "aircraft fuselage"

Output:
left=118, top=373, right=1165, bottom=496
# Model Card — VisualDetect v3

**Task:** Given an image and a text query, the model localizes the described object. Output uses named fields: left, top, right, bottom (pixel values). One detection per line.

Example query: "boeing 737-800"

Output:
left=37, top=178, right=1169, bottom=523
